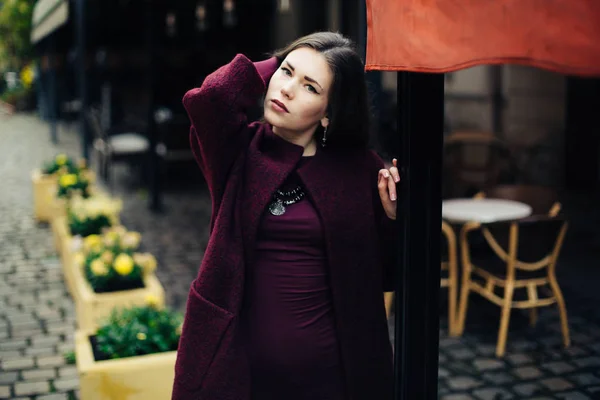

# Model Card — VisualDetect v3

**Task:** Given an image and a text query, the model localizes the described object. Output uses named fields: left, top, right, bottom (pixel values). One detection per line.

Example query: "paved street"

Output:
left=1, top=113, right=600, bottom=399
left=0, top=114, right=209, bottom=399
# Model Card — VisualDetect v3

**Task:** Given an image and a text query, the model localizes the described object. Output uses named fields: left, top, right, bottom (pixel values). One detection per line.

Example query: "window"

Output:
left=166, top=12, right=177, bottom=37
left=223, top=0, right=236, bottom=28
left=195, top=2, right=208, bottom=32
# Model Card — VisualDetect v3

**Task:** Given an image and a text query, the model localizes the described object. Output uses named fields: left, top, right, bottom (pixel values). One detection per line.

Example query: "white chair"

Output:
left=86, top=106, right=150, bottom=192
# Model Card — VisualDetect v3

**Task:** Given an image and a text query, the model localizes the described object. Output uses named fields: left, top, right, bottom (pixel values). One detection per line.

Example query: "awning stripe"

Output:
left=365, top=0, right=600, bottom=77
left=31, top=0, right=69, bottom=44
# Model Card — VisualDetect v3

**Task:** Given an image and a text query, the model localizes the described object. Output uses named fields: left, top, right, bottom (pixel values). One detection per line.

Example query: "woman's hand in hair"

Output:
left=377, top=158, right=400, bottom=220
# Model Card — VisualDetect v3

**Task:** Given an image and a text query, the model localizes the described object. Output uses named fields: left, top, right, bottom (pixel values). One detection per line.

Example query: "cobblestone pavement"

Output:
left=1, top=113, right=600, bottom=399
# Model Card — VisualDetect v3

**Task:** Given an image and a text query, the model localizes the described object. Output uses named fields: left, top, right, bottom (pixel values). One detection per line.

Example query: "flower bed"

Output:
left=77, top=227, right=149, bottom=293
left=51, top=196, right=122, bottom=295
left=73, top=264, right=165, bottom=331
left=71, top=230, right=163, bottom=331
left=75, top=305, right=180, bottom=399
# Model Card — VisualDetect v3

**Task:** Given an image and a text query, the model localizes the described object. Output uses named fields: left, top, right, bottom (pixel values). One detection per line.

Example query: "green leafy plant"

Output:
left=63, top=350, right=76, bottom=365
left=0, top=83, right=30, bottom=105
left=42, top=154, right=83, bottom=175
left=94, top=305, right=182, bottom=360
left=0, top=0, right=35, bottom=72
left=68, top=210, right=112, bottom=237
left=57, top=172, right=91, bottom=199
left=67, top=196, right=122, bottom=237
left=41, top=154, right=91, bottom=198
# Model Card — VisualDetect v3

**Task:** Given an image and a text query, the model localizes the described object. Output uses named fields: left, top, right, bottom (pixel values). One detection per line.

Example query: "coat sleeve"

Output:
left=183, top=54, right=279, bottom=197
left=368, top=150, right=399, bottom=292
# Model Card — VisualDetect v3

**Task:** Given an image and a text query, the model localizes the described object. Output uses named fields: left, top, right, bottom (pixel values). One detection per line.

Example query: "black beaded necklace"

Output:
left=268, top=185, right=306, bottom=216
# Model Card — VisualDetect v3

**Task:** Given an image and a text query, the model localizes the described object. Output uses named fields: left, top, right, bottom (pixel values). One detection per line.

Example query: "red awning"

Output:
left=365, top=0, right=600, bottom=76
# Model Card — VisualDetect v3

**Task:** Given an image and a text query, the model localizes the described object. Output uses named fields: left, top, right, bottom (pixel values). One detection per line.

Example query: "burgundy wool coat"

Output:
left=172, top=54, right=398, bottom=400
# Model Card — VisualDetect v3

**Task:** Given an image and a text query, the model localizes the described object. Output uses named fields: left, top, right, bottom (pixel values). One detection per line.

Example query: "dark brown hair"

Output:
left=271, top=31, right=370, bottom=149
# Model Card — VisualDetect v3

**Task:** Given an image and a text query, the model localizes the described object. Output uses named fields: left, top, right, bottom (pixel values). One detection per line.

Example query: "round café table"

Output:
left=442, top=198, right=533, bottom=223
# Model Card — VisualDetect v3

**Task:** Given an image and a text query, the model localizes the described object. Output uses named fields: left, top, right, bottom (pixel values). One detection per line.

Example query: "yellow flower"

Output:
left=121, top=232, right=141, bottom=249
left=59, top=174, right=77, bottom=187
left=20, top=64, right=34, bottom=88
left=83, top=235, right=102, bottom=252
left=103, top=231, right=119, bottom=247
left=73, top=252, right=85, bottom=267
left=90, top=259, right=109, bottom=276
left=101, top=251, right=114, bottom=264
left=136, top=332, right=147, bottom=341
left=77, top=159, right=87, bottom=170
left=145, top=294, right=161, bottom=308
left=69, top=196, right=122, bottom=227
left=134, top=253, right=157, bottom=275
left=55, top=154, right=68, bottom=166
left=112, top=226, right=127, bottom=236
left=113, top=254, right=134, bottom=276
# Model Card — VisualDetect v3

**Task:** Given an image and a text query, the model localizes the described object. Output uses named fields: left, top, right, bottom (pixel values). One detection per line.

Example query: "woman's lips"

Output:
left=271, top=99, right=289, bottom=113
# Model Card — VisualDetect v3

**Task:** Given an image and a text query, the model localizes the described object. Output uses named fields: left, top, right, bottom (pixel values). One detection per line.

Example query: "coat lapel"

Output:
left=241, top=127, right=304, bottom=264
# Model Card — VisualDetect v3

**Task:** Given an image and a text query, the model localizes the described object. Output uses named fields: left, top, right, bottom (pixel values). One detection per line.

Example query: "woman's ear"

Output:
left=321, top=116, right=329, bottom=128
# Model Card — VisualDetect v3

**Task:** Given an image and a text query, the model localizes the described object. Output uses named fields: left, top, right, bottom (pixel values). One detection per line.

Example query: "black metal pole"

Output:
left=146, top=0, right=163, bottom=212
left=357, top=0, right=366, bottom=58
left=356, top=0, right=383, bottom=156
left=75, top=0, right=89, bottom=160
left=49, top=35, right=58, bottom=144
left=491, top=65, right=504, bottom=135
left=394, top=71, right=444, bottom=399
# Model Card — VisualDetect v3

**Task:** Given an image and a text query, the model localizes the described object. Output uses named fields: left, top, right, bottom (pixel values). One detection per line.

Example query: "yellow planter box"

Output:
left=72, top=264, right=165, bottom=331
left=32, top=169, right=98, bottom=223
left=51, top=215, right=68, bottom=255
left=32, top=170, right=62, bottom=223
left=51, top=216, right=78, bottom=293
left=75, top=330, right=176, bottom=400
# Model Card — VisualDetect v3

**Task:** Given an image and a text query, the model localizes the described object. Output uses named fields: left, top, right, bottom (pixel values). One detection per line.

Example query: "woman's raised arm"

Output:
left=183, top=54, right=279, bottom=192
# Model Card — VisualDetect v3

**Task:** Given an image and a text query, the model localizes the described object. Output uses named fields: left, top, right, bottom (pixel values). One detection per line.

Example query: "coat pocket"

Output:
left=173, top=283, right=234, bottom=395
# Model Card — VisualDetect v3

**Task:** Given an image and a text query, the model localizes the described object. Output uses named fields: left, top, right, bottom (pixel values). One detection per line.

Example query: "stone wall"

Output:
left=381, top=65, right=567, bottom=186
left=501, top=65, right=566, bottom=186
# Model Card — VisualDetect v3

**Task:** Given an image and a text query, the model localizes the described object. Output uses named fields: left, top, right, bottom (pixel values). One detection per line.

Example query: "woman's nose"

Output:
left=280, top=82, right=294, bottom=99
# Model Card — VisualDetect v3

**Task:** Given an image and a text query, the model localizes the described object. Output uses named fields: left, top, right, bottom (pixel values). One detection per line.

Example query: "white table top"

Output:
left=442, top=198, right=533, bottom=223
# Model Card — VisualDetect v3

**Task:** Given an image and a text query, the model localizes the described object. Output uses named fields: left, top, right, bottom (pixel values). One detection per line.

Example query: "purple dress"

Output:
left=243, top=158, right=346, bottom=400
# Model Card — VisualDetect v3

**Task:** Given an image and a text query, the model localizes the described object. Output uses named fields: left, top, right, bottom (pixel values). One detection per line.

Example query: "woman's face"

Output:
left=264, top=47, right=333, bottom=140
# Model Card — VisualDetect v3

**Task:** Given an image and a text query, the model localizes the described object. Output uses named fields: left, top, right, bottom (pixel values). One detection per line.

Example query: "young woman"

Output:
left=172, top=31, right=400, bottom=400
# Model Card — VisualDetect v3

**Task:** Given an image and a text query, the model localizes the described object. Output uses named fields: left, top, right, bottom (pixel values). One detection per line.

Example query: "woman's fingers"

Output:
left=378, top=169, right=397, bottom=202
left=387, top=173, right=397, bottom=202
left=378, top=168, right=398, bottom=220
left=378, top=169, right=390, bottom=199
left=389, top=158, right=400, bottom=183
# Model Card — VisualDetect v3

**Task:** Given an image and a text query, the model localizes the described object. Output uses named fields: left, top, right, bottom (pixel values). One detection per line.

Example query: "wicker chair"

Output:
left=455, top=216, right=570, bottom=356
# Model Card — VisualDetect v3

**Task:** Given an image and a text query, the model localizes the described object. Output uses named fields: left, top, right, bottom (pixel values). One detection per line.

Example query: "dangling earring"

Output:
left=321, top=126, right=328, bottom=148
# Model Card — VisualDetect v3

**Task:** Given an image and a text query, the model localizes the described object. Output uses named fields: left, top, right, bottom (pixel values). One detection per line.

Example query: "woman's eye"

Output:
left=306, top=85, right=317, bottom=94
left=281, top=67, right=292, bottom=76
